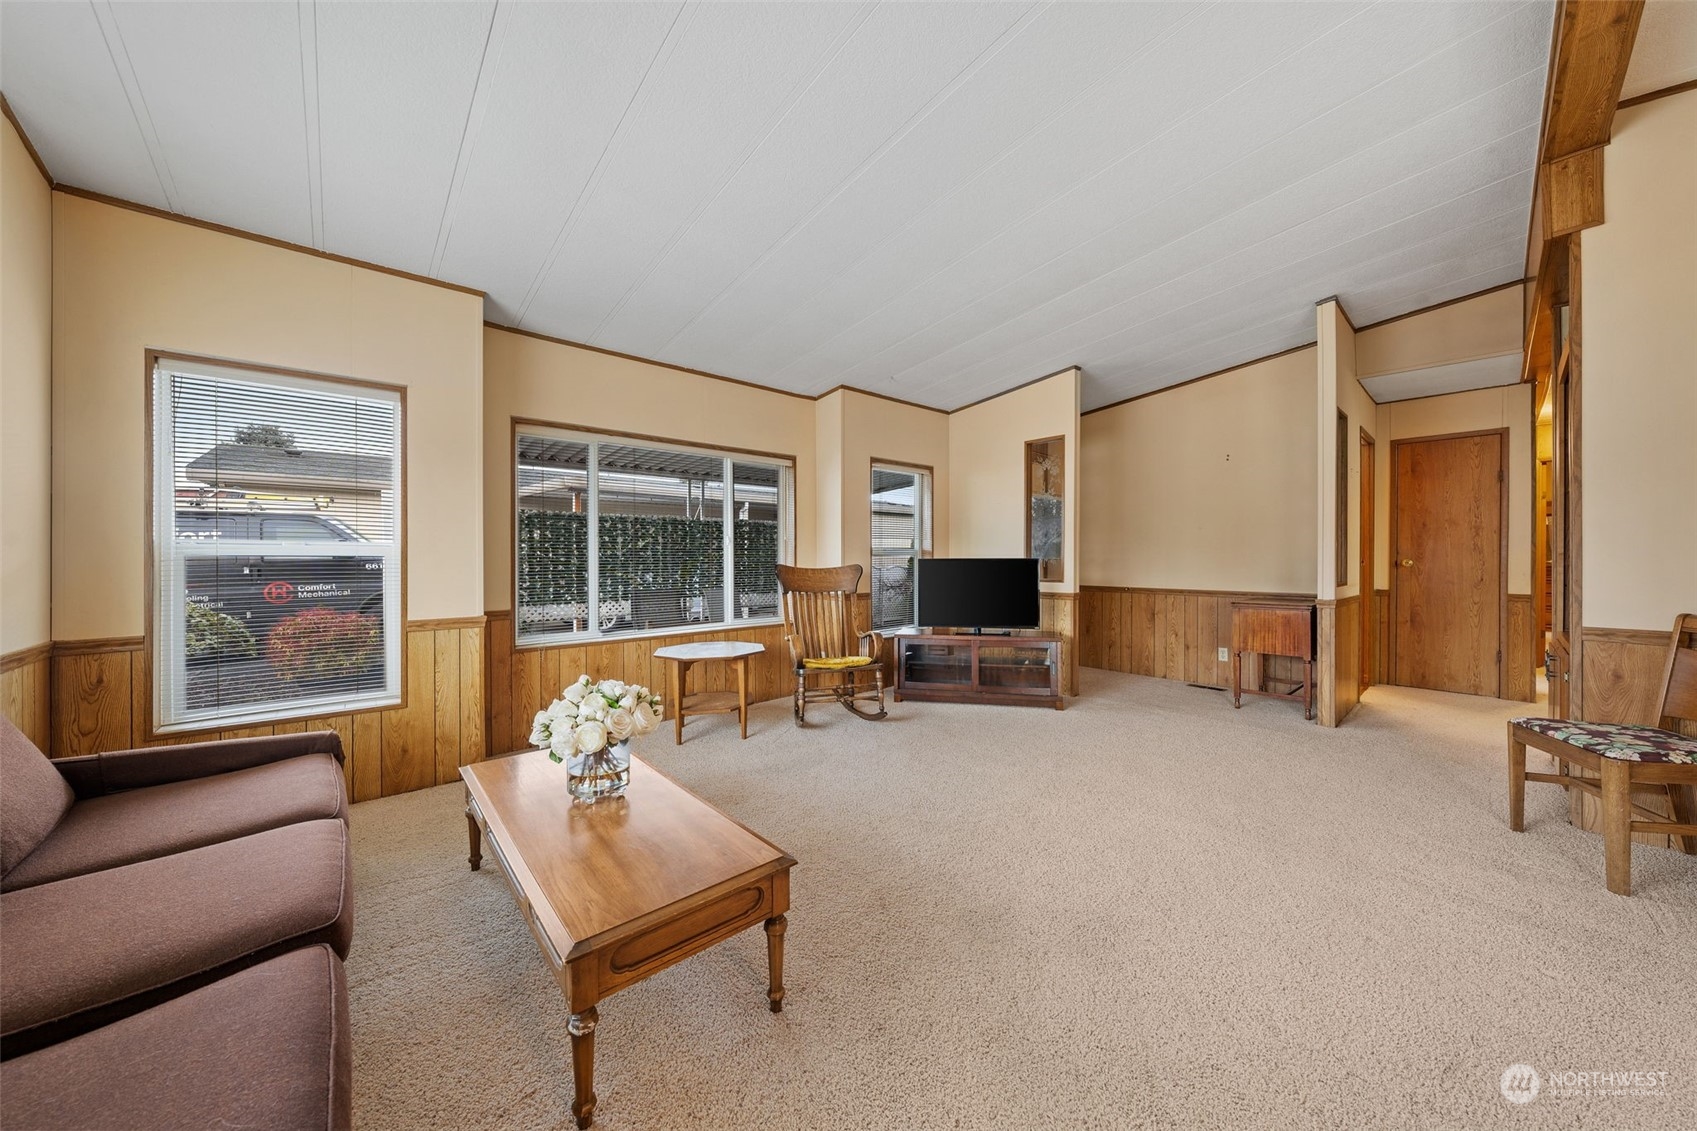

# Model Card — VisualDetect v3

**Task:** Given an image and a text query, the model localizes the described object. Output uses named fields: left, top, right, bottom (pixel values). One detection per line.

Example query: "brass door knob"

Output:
left=1399, top=558, right=1415, bottom=567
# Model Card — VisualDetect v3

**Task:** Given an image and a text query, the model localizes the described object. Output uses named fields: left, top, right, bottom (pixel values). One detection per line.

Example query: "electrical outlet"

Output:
left=1217, top=647, right=1229, bottom=662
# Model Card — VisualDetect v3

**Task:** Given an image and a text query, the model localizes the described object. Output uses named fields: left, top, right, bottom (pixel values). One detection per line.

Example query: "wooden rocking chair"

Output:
left=776, top=564, right=887, bottom=725
left=1509, top=612, right=1697, bottom=895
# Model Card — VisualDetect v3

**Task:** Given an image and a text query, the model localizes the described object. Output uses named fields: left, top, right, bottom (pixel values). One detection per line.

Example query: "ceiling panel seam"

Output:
left=804, top=3, right=1545, bottom=391
left=649, top=0, right=1051, bottom=358
left=693, top=0, right=1213, bottom=366
left=582, top=2, right=879, bottom=346
left=513, top=1, right=693, bottom=326
left=91, top=0, right=179, bottom=210
left=297, top=0, right=324, bottom=249
left=820, top=21, right=1544, bottom=393
left=760, top=1, right=1383, bottom=387
left=429, top=0, right=509, bottom=278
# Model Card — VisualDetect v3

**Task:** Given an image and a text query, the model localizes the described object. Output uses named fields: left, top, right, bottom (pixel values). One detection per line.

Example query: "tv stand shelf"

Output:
left=893, top=632, right=1062, bottom=709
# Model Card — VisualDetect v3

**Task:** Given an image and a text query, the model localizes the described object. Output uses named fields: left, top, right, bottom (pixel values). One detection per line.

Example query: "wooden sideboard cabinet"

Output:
left=893, top=633, right=1063, bottom=709
left=1230, top=601, right=1316, bottom=720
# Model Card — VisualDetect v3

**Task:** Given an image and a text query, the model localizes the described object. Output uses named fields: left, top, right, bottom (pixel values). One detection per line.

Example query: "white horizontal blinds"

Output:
left=871, top=464, right=927, bottom=630
left=732, top=462, right=782, bottom=621
left=514, top=427, right=793, bottom=645
left=153, top=361, right=401, bottom=731
left=515, top=436, right=592, bottom=636
left=599, top=443, right=724, bottom=633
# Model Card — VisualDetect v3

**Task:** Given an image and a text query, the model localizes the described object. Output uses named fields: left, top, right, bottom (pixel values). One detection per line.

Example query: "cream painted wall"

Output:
left=1080, top=349, right=1317, bottom=594
left=1355, top=282, right=1525, bottom=377
left=1, top=118, right=53, bottom=653
left=1319, top=301, right=1373, bottom=599
left=948, top=368, right=1080, bottom=593
left=482, top=326, right=819, bottom=611
left=838, top=390, right=949, bottom=588
left=812, top=390, right=844, bottom=571
left=1372, top=383, right=1533, bottom=595
left=1579, top=89, right=1697, bottom=630
left=51, top=194, right=486, bottom=638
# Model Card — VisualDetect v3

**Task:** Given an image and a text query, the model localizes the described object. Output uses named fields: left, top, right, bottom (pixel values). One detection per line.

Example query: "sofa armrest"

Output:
left=54, top=731, right=346, bottom=798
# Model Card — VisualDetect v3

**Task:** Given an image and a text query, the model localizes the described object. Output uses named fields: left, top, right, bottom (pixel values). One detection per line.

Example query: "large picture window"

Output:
left=871, top=462, right=933, bottom=630
left=515, top=426, right=793, bottom=646
left=151, top=358, right=402, bottom=732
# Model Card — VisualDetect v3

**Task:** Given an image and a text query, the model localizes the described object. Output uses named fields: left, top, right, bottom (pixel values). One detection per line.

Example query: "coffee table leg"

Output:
left=465, top=803, right=482, bottom=871
left=567, top=1007, right=598, bottom=1128
left=764, top=914, right=786, bottom=1012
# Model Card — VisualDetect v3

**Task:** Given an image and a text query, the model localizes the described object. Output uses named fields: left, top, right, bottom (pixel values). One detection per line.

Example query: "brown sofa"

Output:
left=0, top=716, right=354, bottom=1129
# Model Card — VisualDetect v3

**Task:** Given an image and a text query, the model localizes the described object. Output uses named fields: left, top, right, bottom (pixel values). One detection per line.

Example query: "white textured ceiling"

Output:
left=1, top=1, right=1555, bottom=411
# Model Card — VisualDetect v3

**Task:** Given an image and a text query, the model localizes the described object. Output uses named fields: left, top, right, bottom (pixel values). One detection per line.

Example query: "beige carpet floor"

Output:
left=347, top=671, right=1695, bottom=1130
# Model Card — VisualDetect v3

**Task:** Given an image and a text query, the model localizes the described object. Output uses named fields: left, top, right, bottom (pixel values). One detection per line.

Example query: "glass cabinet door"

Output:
left=901, top=643, right=972, bottom=687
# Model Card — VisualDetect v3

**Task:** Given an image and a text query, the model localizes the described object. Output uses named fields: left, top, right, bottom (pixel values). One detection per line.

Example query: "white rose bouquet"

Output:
left=531, top=674, right=664, bottom=765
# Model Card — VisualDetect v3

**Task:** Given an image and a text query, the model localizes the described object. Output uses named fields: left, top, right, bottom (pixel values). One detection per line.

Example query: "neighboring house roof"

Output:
left=185, top=444, right=392, bottom=488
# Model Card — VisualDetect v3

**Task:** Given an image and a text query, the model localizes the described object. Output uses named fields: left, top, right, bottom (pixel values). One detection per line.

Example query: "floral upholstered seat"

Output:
left=1511, top=717, right=1697, bottom=765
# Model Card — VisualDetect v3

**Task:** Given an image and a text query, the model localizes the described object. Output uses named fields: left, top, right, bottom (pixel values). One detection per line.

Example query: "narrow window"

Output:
left=870, top=462, right=933, bottom=630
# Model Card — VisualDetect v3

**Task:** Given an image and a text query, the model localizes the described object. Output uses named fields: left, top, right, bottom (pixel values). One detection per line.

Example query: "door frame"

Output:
left=1359, top=427, right=1375, bottom=692
left=1388, top=427, right=1510, bottom=698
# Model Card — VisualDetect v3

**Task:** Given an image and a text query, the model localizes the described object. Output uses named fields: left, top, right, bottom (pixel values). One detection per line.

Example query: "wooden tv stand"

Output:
left=893, top=632, right=1063, bottom=709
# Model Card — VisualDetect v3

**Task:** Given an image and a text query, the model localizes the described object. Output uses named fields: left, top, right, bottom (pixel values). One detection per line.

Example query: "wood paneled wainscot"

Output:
left=0, top=643, right=53, bottom=751
left=485, top=612, right=792, bottom=757
left=47, top=619, right=486, bottom=800
left=1078, top=587, right=1312, bottom=690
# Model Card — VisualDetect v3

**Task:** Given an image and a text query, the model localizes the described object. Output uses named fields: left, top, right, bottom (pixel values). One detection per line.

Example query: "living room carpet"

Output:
left=347, top=670, right=1696, bottom=1130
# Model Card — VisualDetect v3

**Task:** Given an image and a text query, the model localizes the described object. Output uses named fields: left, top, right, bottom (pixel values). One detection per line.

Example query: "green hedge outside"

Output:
left=518, top=512, right=778, bottom=607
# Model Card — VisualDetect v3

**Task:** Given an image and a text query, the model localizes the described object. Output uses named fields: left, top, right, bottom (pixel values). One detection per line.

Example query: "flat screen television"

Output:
left=915, top=557, right=1040, bottom=632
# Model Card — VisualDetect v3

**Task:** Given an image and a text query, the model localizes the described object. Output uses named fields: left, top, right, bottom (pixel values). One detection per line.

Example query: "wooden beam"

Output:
left=1543, top=146, right=1606, bottom=238
left=1543, top=1, right=1645, bottom=162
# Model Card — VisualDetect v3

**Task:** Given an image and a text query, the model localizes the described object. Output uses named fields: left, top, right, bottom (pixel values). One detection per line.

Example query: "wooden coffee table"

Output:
left=461, top=751, right=794, bottom=1129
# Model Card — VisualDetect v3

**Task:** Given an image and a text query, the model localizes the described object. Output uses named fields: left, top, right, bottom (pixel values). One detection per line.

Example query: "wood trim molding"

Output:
left=0, top=93, right=52, bottom=186
left=408, top=616, right=488, bottom=632
left=1617, top=77, right=1697, bottom=110
left=1580, top=626, right=1669, bottom=647
left=816, top=384, right=946, bottom=415
left=1083, top=343, right=1316, bottom=416
left=53, top=637, right=145, bottom=657
left=1080, top=584, right=1317, bottom=601
left=487, top=322, right=815, bottom=404
left=55, top=184, right=485, bottom=298
left=951, top=365, right=1079, bottom=413
left=1, top=642, right=54, bottom=673
left=1314, top=295, right=1358, bottom=331
left=1354, top=278, right=1532, bottom=335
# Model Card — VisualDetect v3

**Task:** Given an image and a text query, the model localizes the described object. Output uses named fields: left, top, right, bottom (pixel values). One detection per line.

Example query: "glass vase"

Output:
left=566, top=740, right=632, bottom=803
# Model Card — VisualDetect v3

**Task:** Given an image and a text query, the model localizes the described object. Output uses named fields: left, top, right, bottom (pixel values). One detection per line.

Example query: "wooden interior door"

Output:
left=1359, top=430, right=1375, bottom=691
left=1392, top=431, right=1504, bottom=696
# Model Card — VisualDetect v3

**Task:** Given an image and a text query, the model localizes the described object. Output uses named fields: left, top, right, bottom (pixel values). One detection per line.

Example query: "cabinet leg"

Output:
left=1303, top=660, right=1314, bottom=720
left=1232, top=651, right=1242, bottom=708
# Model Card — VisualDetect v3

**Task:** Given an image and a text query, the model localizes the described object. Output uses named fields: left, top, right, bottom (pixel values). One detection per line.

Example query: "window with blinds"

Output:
left=516, top=427, right=793, bottom=646
left=871, top=463, right=932, bottom=630
left=151, top=359, right=403, bottom=732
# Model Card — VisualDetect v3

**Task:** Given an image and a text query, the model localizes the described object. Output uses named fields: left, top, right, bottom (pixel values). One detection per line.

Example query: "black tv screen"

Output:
left=915, top=558, right=1040, bottom=630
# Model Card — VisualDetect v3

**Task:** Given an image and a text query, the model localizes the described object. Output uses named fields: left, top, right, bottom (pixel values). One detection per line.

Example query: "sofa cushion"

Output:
left=1, top=944, right=351, bottom=1131
left=2, top=751, right=348, bottom=891
left=0, top=818, right=352, bottom=1051
left=0, top=716, right=75, bottom=880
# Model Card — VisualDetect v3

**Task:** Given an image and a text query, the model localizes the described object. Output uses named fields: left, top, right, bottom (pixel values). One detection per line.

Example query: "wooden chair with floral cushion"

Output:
left=1509, top=613, right=1697, bottom=895
left=776, top=564, right=886, bottom=725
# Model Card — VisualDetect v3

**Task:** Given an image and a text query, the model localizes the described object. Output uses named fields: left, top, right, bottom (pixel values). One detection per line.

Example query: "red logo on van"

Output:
left=263, top=581, right=295, bottom=605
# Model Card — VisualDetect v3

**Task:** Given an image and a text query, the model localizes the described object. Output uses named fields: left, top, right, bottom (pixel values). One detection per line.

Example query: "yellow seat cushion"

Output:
left=802, top=655, right=874, bottom=671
